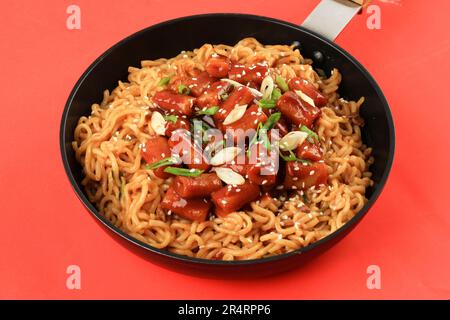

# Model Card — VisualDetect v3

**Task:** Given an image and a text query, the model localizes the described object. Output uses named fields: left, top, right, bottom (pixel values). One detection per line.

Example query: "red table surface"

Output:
left=0, top=0, right=449, bottom=300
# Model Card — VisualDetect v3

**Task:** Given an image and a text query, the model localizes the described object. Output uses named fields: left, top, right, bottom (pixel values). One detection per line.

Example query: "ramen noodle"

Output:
left=73, top=38, right=374, bottom=260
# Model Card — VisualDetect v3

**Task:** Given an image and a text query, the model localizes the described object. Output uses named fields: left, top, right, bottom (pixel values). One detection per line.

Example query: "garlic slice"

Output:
left=214, top=167, right=245, bottom=185
left=210, top=147, right=242, bottom=166
left=223, top=104, right=247, bottom=125
left=260, top=76, right=274, bottom=100
left=220, top=78, right=263, bottom=97
left=150, top=111, right=167, bottom=135
left=279, top=131, right=308, bottom=151
left=295, top=90, right=316, bottom=108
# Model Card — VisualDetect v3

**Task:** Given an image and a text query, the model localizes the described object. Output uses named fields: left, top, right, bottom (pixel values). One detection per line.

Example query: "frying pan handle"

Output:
left=302, top=0, right=364, bottom=41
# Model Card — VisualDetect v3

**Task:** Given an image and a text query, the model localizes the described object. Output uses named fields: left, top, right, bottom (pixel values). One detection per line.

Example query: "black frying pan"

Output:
left=60, top=13, right=395, bottom=277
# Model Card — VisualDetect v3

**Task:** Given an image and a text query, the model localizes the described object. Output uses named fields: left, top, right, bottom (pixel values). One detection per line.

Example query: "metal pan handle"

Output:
left=302, top=0, right=364, bottom=41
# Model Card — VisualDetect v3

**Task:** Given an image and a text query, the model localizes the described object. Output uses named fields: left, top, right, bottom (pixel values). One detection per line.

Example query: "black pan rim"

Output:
left=60, top=12, right=395, bottom=266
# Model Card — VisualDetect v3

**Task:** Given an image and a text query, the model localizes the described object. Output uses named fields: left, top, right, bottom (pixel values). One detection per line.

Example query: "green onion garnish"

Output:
left=276, top=75, right=289, bottom=92
left=257, top=99, right=276, bottom=109
left=279, top=149, right=311, bottom=164
left=271, top=88, right=282, bottom=101
left=247, top=122, right=263, bottom=156
left=257, top=88, right=282, bottom=109
left=163, top=167, right=204, bottom=177
left=262, top=112, right=281, bottom=131
left=196, top=106, right=220, bottom=116
left=145, top=157, right=178, bottom=170
left=163, top=115, right=178, bottom=123
left=190, top=119, right=212, bottom=141
left=247, top=113, right=281, bottom=155
left=299, top=125, right=319, bottom=142
left=279, top=149, right=297, bottom=161
left=259, top=129, right=271, bottom=150
left=158, top=76, right=171, bottom=87
left=178, top=84, right=190, bottom=95
left=247, top=112, right=282, bottom=156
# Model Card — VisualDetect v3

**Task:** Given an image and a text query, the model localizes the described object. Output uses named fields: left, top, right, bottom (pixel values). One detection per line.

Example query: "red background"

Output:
left=1, top=0, right=449, bottom=299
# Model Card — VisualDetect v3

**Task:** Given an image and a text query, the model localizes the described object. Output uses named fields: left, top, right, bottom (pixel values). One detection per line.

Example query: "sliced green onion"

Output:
left=163, top=115, right=178, bottom=123
left=257, top=88, right=282, bottom=109
left=276, top=75, right=289, bottom=92
left=257, top=99, right=276, bottom=109
left=279, top=149, right=311, bottom=164
left=279, top=149, right=297, bottom=161
left=164, top=167, right=204, bottom=177
left=158, top=76, right=171, bottom=87
left=271, top=88, right=282, bottom=101
left=145, top=157, right=178, bottom=170
left=191, top=118, right=211, bottom=132
left=247, top=122, right=263, bottom=156
left=259, top=129, right=271, bottom=150
left=190, top=119, right=212, bottom=141
left=247, top=113, right=280, bottom=156
left=196, top=106, right=220, bottom=116
left=262, top=112, right=281, bottom=131
left=178, top=84, right=190, bottom=95
left=299, top=125, right=319, bottom=142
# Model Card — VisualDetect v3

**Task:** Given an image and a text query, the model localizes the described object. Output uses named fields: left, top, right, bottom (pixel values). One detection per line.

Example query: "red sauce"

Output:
left=142, top=70, right=330, bottom=221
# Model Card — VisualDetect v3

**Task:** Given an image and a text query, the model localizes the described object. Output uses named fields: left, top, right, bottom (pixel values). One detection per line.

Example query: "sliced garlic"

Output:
left=223, top=104, right=247, bottom=125
left=214, top=167, right=245, bottom=185
left=260, top=76, right=274, bottom=100
left=295, top=90, right=316, bottom=108
left=279, top=131, right=308, bottom=151
left=150, top=111, right=167, bottom=135
left=210, top=147, right=242, bottom=166
left=220, top=78, right=263, bottom=97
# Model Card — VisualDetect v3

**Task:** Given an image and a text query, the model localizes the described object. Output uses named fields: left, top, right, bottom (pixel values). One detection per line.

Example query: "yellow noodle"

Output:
left=73, top=38, right=373, bottom=260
